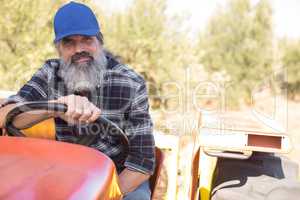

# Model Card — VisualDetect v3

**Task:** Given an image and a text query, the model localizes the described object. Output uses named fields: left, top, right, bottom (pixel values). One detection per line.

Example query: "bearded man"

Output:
left=0, top=2, right=155, bottom=200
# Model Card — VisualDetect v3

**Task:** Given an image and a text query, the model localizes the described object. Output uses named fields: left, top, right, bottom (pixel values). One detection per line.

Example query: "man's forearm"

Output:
left=118, top=168, right=150, bottom=195
left=0, top=103, right=55, bottom=129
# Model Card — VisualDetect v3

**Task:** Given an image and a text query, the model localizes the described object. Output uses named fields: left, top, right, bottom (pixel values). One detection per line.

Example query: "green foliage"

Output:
left=0, top=0, right=69, bottom=90
left=279, top=38, right=300, bottom=100
left=197, top=0, right=274, bottom=106
left=95, top=0, right=193, bottom=109
left=101, top=0, right=191, bottom=88
left=2, top=0, right=300, bottom=110
left=0, top=0, right=191, bottom=110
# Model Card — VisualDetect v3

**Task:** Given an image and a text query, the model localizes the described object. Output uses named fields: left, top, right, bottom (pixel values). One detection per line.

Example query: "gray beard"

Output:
left=58, top=52, right=107, bottom=94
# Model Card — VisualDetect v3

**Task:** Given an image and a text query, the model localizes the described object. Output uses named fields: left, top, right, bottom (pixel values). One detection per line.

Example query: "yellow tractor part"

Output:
left=198, top=148, right=218, bottom=200
left=23, top=118, right=56, bottom=139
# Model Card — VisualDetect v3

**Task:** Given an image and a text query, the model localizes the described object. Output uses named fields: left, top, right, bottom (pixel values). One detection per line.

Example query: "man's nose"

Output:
left=74, top=42, right=85, bottom=53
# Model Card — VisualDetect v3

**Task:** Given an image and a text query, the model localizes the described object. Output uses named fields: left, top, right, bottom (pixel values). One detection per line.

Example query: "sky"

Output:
left=95, top=0, right=300, bottom=39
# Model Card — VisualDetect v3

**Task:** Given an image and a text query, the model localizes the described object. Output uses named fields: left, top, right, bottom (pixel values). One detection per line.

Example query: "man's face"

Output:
left=57, top=35, right=101, bottom=64
left=56, top=35, right=107, bottom=94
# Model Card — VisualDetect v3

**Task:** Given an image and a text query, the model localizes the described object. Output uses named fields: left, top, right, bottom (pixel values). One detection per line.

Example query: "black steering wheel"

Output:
left=4, top=101, right=129, bottom=154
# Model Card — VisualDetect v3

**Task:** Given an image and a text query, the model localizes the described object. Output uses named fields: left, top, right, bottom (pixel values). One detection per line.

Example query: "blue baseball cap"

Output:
left=53, top=1, right=100, bottom=43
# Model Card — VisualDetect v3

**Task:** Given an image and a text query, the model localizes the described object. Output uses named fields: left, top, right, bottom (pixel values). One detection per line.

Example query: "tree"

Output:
left=197, top=0, right=274, bottom=107
left=0, top=0, right=192, bottom=110
left=98, top=0, right=192, bottom=109
left=279, top=38, right=300, bottom=100
left=0, top=0, right=68, bottom=90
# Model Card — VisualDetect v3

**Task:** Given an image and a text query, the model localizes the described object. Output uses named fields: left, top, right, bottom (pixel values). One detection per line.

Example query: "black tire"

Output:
left=211, top=152, right=300, bottom=200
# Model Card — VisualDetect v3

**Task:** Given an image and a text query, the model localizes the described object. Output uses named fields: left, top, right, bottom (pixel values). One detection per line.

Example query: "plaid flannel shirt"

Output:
left=4, top=56, right=155, bottom=174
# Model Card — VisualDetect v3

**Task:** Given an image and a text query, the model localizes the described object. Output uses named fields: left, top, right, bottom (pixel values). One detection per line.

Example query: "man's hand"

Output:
left=118, top=168, right=150, bottom=196
left=52, top=94, right=101, bottom=124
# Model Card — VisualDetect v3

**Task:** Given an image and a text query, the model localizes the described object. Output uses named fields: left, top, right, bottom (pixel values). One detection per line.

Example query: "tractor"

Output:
left=0, top=100, right=163, bottom=200
left=0, top=95, right=299, bottom=200
left=189, top=113, right=300, bottom=200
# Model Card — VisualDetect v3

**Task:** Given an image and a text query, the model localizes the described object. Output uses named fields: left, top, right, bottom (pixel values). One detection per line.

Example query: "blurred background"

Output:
left=1, top=0, right=300, bottom=199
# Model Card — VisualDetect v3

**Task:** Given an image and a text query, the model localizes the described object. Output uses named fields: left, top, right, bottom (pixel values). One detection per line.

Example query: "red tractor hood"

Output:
left=0, top=136, right=122, bottom=200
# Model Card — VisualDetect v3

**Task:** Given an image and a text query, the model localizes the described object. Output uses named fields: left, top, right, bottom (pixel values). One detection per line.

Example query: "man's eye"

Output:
left=64, top=41, right=72, bottom=46
left=84, top=38, right=93, bottom=43
left=62, top=40, right=73, bottom=46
